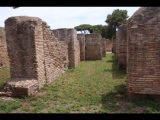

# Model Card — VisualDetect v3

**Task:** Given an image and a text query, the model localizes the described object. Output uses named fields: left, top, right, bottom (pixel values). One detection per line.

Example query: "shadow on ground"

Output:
left=105, top=54, right=126, bottom=79
left=101, top=83, right=128, bottom=112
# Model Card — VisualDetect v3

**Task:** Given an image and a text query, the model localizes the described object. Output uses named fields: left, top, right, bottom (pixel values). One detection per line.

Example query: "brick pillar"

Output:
left=4, top=16, right=46, bottom=96
left=127, top=7, right=160, bottom=101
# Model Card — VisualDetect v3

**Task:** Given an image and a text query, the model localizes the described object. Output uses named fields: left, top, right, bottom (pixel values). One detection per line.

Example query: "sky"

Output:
left=0, top=7, right=140, bottom=30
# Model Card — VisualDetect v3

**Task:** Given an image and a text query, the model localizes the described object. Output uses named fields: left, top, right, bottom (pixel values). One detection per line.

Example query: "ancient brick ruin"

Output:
left=0, top=27, right=9, bottom=68
left=3, top=16, right=68, bottom=96
left=85, top=33, right=103, bottom=60
left=112, top=39, right=116, bottom=54
left=127, top=7, right=160, bottom=100
left=77, top=34, right=85, bottom=61
left=106, top=39, right=113, bottom=52
left=52, top=28, right=80, bottom=68
left=116, top=24, right=127, bottom=69
left=1, top=15, right=107, bottom=97
left=101, top=38, right=106, bottom=57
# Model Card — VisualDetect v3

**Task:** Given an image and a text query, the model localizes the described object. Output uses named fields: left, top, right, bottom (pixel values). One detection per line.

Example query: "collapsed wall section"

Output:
left=85, top=33, right=102, bottom=60
left=52, top=29, right=80, bottom=68
left=127, top=7, right=160, bottom=100
left=43, top=23, right=68, bottom=83
left=0, top=27, right=9, bottom=67
left=77, top=34, right=85, bottom=61
left=116, top=24, right=127, bottom=69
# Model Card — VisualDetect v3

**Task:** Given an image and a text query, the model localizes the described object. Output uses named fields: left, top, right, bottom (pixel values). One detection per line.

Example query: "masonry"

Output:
left=52, top=29, right=80, bottom=68
left=101, top=38, right=106, bottom=57
left=85, top=33, right=102, bottom=60
left=127, top=7, right=160, bottom=101
left=112, top=39, right=116, bottom=54
left=0, top=27, right=9, bottom=68
left=3, top=16, right=68, bottom=97
left=77, top=34, right=85, bottom=61
left=106, top=39, right=113, bottom=52
left=116, top=24, right=127, bottom=69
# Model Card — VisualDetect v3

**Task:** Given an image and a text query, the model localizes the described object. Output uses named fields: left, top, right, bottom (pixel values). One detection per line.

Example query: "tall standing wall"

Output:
left=101, top=38, right=106, bottom=57
left=3, top=16, right=68, bottom=97
left=52, top=29, right=80, bottom=68
left=106, top=39, right=113, bottom=52
left=116, top=24, right=127, bottom=69
left=127, top=7, right=160, bottom=100
left=85, top=33, right=102, bottom=60
left=0, top=27, right=9, bottom=67
left=77, top=34, right=85, bottom=61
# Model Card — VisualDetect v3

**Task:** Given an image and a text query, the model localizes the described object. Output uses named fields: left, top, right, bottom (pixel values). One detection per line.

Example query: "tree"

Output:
left=105, top=9, right=128, bottom=38
left=74, top=24, right=94, bottom=34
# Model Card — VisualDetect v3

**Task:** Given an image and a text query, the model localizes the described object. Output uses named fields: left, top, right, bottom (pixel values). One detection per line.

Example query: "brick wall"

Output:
left=101, top=38, right=106, bottom=57
left=106, top=40, right=113, bottom=52
left=4, top=16, right=69, bottom=97
left=42, top=22, right=68, bottom=84
left=85, top=33, right=102, bottom=60
left=77, top=34, right=85, bottom=61
left=0, top=27, right=9, bottom=67
left=52, top=29, right=80, bottom=68
left=127, top=7, right=160, bottom=100
left=112, top=39, right=116, bottom=54
left=116, top=24, right=127, bottom=69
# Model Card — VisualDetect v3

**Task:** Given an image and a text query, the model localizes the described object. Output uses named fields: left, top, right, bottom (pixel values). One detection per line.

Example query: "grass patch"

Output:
left=0, top=53, right=160, bottom=113
left=0, top=67, right=10, bottom=90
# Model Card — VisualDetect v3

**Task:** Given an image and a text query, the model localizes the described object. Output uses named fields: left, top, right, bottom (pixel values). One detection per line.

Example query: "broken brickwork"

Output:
left=52, top=29, right=80, bottom=68
left=127, top=7, right=160, bottom=101
left=3, top=16, right=68, bottom=97
left=0, top=27, right=9, bottom=67
left=85, top=33, right=102, bottom=60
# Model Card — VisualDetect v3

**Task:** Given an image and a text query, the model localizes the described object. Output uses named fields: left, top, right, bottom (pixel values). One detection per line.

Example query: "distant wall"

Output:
left=77, top=34, right=85, bottom=61
left=116, top=24, right=127, bottom=69
left=0, top=27, right=9, bottom=67
left=101, top=38, right=106, bottom=57
left=85, top=33, right=102, bottom=60
left=52, top=29, right=80, bottom=68
left=106, top=40, right=113, bottom=52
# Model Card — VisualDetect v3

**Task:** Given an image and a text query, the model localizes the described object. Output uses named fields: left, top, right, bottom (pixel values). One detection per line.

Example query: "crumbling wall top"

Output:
left=129, top=7, right=160, bottom=25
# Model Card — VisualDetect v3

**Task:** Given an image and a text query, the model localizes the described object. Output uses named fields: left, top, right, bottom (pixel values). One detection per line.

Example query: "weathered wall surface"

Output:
left=52, top=29, right=80, bottom=68
left=112, top=39, right=116, bottom=54
left=106, top=40, right=113, bottom=52
left=127, top=7, right=160, bottom=100
left=115, top=32, right=119, bottom=60
left=4, top=16, right=42, bottom=96
left=3, top=16, right=69, bottom=97
left=77, top=34, right=85, bottom=61
left=101, top=38, right=106, bottom=57
left=42, top=22, right=68, bottom=84
left=85, top=33, right=102, bottom=60
left=0, top=27, right=9, bottom=67
left=116, top=24, right=127, bottom=69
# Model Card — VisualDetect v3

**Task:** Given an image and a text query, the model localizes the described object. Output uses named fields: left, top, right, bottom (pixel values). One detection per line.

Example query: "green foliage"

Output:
left=74, top=24, right=94, bottom=34
left=105, top=9, right=128, bottom=38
